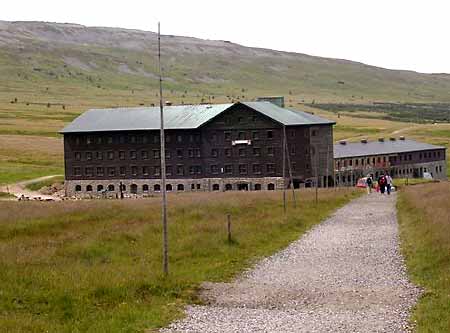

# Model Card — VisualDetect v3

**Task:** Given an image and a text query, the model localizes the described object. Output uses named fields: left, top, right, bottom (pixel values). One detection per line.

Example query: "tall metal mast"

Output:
left=158, top=22, right=169, bottom=276
left=283, top=126, right=296, bottom=207
left=282, top=125, right=287, bottom=214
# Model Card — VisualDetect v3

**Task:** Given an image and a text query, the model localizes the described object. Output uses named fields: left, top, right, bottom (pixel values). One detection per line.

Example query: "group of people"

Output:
left=365, top=173, right=393, bottom=195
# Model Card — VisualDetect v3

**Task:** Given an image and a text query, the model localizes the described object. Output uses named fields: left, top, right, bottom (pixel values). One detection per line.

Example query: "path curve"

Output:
left=162, top=193, right=420, bottom=332
left=0, top=175, right=63, bottom=201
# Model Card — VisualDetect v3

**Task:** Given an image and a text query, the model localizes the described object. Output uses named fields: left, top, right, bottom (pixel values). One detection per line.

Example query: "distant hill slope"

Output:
left=1, top=20, right=450, bottom=106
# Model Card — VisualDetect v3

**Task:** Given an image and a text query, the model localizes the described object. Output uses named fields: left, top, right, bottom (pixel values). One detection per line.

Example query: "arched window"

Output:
left=267, top=183, right=275, bottom=191
left=177, top=184, right=184, bottom=191
left=130, top=184, right=138, bottom=194
left=225, top=184, right=232, bottom=191
left=108, top=184, right=115, bottom=191
left=97, top=184, right=104, bottom=192
left=254, top=184, right=261, bottom=191
left=212, top=184, right=220, bottom=191
left=142, top=184, right=149, bottom=192
left=86, top=185, right=93, bottom=192
left=154, top=184, right=161, bottom=192
left=75, top=185, right=82, bottom=192
left=166, top=184, right=172, bottom=191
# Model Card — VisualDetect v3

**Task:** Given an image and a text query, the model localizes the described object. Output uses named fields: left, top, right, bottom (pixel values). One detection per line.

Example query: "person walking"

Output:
left=378, top=173, right=386, bottom=194
left=385, top=173, right=393, bottom=195
left=366, top=175, right=373, bottom=194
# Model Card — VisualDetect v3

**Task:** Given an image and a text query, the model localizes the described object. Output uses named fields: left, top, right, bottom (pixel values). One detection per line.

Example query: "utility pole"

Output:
left=158, top=22, right=169, bottom=276
left=283, top=126, right=296, bottom=207
left=282, top=126, right=287, bottom=214
left=315, top=146, right=319, bottom=204
left=325, top=141, right=330, bottom=189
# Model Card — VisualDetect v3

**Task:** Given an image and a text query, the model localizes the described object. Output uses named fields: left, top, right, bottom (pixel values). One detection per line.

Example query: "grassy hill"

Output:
left=2, top=20, right=450, bottom=109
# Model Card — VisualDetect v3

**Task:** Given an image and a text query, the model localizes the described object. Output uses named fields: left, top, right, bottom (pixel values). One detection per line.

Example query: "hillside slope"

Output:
left=1, top=20, right=450, bottom=107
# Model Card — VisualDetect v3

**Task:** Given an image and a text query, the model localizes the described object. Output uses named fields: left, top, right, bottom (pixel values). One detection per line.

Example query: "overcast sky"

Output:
left=1, top=0, right=449, bottom=74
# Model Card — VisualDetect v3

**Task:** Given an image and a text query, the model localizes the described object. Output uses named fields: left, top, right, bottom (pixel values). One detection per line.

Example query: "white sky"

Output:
left=1, top=0, right=449, bottom=74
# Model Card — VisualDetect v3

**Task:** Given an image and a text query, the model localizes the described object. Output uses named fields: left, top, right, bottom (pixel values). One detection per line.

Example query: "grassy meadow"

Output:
left=0, top=188, right=360, bottom=332
left=397, top=182, right=450, bottom=332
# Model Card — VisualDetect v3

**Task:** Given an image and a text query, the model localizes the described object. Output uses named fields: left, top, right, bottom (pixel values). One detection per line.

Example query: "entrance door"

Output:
left=292, top=179, right=302, bottom=189
left=237, top=183, right=249, bottom=191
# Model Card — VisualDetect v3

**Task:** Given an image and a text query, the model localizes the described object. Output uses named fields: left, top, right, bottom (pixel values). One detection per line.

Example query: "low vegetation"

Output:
left=0, top=135, right=63, bottom=185
left=309, top=103, right=450, bottom=122
left=0, top=189, right=360, bottom=332
left=25, top=175, right=64, bottom=191
left=397, top=182, right=450, bottom=332
left=0, top=191, right=15, bottom=199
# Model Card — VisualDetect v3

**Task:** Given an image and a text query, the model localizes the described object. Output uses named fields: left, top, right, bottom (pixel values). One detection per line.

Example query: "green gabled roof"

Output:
left=60, top=102, right=334, bottom=134
left=240, top=101, right=334, bottom=126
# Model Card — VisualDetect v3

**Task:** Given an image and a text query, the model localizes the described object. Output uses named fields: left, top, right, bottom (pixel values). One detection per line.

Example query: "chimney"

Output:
left=339, top=140, right=347, bottom=145
left=361, top=138, right=368, bottom=144
left=256, top=96, right=285, bottom=108
left=399, top=136, right=405, bottom=140
left=378, top=137, right=384, bottom=142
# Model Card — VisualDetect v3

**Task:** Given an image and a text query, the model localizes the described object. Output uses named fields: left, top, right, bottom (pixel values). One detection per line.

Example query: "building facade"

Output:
left=61, top=102, right=335, bottom=197
left=334, top=137, right=447, bottom=186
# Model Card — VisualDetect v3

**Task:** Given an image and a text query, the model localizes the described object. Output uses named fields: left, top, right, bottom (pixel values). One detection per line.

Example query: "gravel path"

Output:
left=162, top=192, right=421, bottom=332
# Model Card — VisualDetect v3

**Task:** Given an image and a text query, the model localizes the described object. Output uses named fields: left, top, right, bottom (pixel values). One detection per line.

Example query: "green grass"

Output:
left=0, top=162, right=63, bottom=185
left=393, top=178, right=437, bottom=188
left=310, top=103, right=450, bottom=123
left=0, top=191, right=15, bottom=199
left=0, top=189, right=360, bottom=332
left=397, top=182, right=450, bottom=332
left=25, top=176, right=64, bottom=191
left=0, top=136, right=63, bottom=185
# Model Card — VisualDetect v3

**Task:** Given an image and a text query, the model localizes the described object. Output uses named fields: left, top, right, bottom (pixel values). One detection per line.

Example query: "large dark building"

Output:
left=61, top=101, right=334, bottom=197
left=334, top=137, right=447, bottom=186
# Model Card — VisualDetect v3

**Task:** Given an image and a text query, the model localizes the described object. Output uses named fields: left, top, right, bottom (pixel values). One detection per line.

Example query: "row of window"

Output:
left=74, top=133, right=201, bottom=146
left=73, top=130, right=283, bottom=146
left=337, top=156, right=389, bottom=168
left=391, top=165, right=443, bottom=175
left=74, top=182, right=277, bottom=193
left=336, top=165, right=444, bottom=183
left=74, top=148, right=202, bottom=161
left=336, top=150, right=443, bottom=168
left=73, top=146, right=286, bottom=162
left=73, top=163, right=279, bottom=177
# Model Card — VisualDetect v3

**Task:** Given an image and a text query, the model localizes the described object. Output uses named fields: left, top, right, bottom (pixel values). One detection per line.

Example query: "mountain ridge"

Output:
left=1, top=20, right=450, bottom=104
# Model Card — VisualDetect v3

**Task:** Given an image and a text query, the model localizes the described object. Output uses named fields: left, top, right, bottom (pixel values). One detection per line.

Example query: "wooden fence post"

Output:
left=227, top=214, right=232, bottom=243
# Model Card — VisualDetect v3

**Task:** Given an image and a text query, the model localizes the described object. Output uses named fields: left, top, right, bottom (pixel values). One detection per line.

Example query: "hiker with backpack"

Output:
left=378, top=173, right=387, bottom=194
left=366, top=175, right=373, bottom=194
left=385, top=173, right=393, bottom=195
